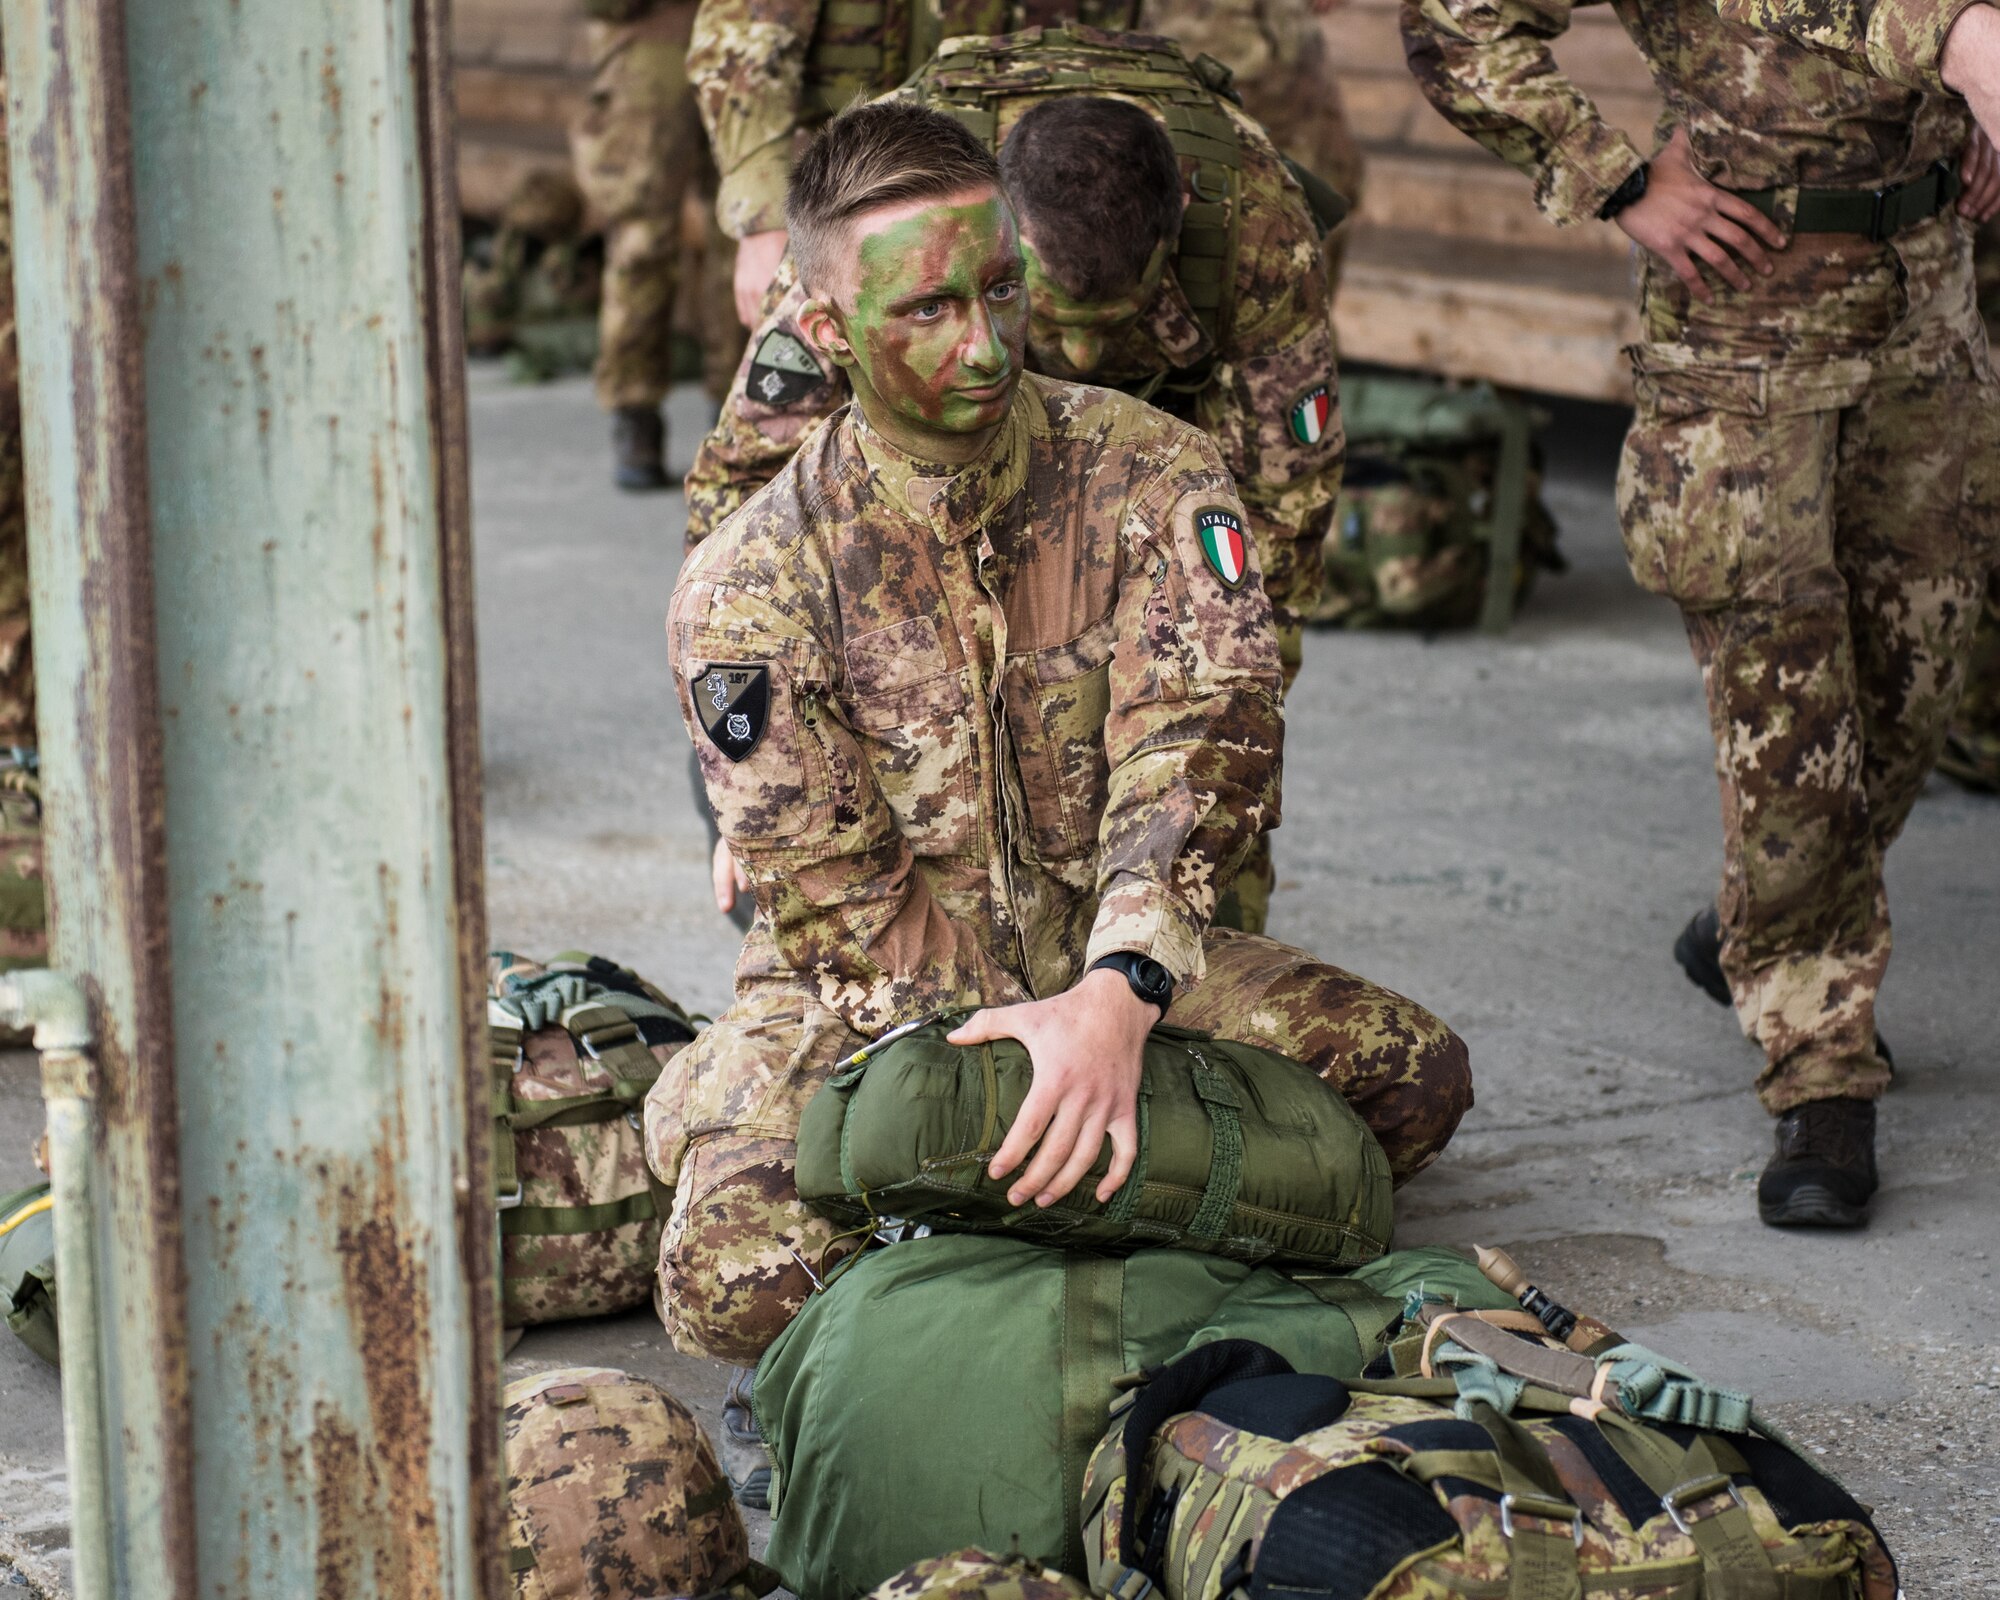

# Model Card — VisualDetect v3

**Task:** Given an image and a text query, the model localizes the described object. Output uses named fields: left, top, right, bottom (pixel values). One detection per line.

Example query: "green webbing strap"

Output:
left=490, top=1015, right=522, bottom=1203
left=1592, top=1342, right=1756, bottom=1434
left=499, top=1189, right=657, bottom=1237
left=504, top=1086, right=654, bottom=1133
left=1733, top=160, right=1960, bottom=242
left=507, top=1546, right=537, bottom=1574
left=1477, top=394, right=1534, bottom=635
left=1184, top=1054, right=1244, bottom=1240
left=1596, top=1418, right=1781, bottom=1600
left=1466, top=1401, right=1583, bottom=1600
left=1288, top=1272, right=1405, bottom=1353
left=1060, top=1253, right=1125, bottom=1577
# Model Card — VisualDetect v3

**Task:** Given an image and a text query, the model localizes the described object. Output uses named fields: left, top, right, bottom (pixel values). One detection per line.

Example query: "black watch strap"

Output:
left=1598, top=160, right=1650, bottom=221
left=1088, top=951, right=1174, bottom=1017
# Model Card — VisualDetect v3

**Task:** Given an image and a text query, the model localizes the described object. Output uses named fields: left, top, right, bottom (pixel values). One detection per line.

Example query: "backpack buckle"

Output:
left=1660, top=1474, right=1745, bottom=1535
left=1498, top=1493, right=1584, bottom=1546
left=496, top=1181, right=524, bottom=1211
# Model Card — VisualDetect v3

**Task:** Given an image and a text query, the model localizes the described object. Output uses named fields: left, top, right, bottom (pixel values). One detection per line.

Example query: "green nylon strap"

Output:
left=1184, top=1058, right=1244, bottom=1240
left=499, top=1189, right=657, bottom=1238
left=1734, top=161, right=1960, bottom=241
left=822, top=0, right=882, bottom=22
left=507, top=1547, right=537, bottom=1574
left=1466, top=1402, right=1582, bottom=1600
left=1596, top=1420, right=1781, bottom=1600
left=1477, top=393, right=1534, bottom=635
left=504, top=1083, right=653, bottom=1133
left=1060, top=1253, right=1125, bottom=1578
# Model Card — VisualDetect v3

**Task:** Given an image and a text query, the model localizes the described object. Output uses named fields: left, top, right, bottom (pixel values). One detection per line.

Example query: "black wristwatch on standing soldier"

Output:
left=1088, top=951, right=1174, bottom=1019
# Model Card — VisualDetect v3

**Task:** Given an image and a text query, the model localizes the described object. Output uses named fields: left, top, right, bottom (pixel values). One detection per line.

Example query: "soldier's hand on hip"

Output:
left=712, top=838, right=751, bottom=914
left=1959, top=126, right=2000, bottom=222
left=949, top=969, right=1154, bottom=1210
left=1943, top=3, right=2000, bottom=152
left=1615, top=128, right=1788, bottom=302
left=734, top=229, right=791, bottom=328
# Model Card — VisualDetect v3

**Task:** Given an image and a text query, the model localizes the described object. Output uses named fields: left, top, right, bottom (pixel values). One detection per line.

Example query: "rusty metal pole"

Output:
left=2, top=0, right=501, bottom=1595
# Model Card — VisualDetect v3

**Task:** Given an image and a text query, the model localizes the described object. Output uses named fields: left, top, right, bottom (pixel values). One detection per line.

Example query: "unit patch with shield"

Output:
left=746, top=329, right=826, bottom=408
left=1195, top=507, right=1251, bottom=591
left=1289, top=383, right=1332, bottom=446
left=692, top=663, right=770, bottom=761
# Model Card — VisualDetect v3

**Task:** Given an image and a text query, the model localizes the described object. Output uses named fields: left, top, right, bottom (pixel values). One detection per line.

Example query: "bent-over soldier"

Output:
left=651, top=101, right=1471, bottom=1498
left=1405, top=0, right=2000, bottom=1226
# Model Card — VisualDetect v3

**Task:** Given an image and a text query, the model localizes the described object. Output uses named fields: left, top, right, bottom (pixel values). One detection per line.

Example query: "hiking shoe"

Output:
left=1676, top=904, right=1895, bottom=1080
left=720, top=1366, right=772, bottom=1510
left=1758, top=1097, right=1878, bottom=1229
left=612, top=404, right=673, bottom=492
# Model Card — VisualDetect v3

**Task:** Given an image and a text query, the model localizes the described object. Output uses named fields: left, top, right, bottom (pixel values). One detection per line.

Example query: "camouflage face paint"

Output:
left=830, top=188, right=1028, bottom=462
left=1019, top=234, right=1167, bottom=385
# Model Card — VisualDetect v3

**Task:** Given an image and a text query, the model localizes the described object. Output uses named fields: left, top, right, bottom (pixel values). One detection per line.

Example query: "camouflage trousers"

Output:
left=643, top=928, right=1473, bottom=1365
left=1939, top=572, right=2000, bottom=788
left=1617, top=215, right=2000, bottom=1113
left=571, top=5, right=743, bottom=411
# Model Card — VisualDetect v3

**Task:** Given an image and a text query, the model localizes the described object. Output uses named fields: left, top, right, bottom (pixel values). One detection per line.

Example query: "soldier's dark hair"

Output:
left=786, top=100, right=1004, bottom=297
left=998, top=98, right=1183, bottom=301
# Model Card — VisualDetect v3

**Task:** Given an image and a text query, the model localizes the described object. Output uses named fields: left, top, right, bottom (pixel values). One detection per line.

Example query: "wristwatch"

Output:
left=1598, top=161, right=1650, bottom=221
left=1088, top=951, right=1175, bottom=1018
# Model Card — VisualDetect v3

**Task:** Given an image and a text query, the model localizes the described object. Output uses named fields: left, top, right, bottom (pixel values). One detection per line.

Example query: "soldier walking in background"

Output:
left=1404, top=0, right=2000, bottom=1227
left=688, top=0, right=1144, bottom=330
left=572, top=0, right=745, bottom=490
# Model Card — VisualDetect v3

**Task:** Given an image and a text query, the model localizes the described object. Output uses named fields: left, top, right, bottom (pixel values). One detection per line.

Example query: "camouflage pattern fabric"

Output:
left=1404, top=0, right=1971, bottom=228
left=572, top=1, right=745, bottom=411
left=463, top=168, right=604, bottom=366
left=683, top=32, right=1344, bottom=697
left=1713, top=0, right=1983, bottom=89
left=492, top=952, right=698, bottom=1326
left=1140, top=0, right=1367, bottom=289
left=1615, top=216, right=2000, bottom=1112
left=0, top=758, right=44, bottom=973
left=1938, top=567, right=2000, bottom=789
left=502, top=1365, right=769, bottom=1600
left=650, top=376, right=1471, bottom=1363
left=864, top=1550, right=1095, bottom=1600
left=688, top=0, right=1142, bottom=241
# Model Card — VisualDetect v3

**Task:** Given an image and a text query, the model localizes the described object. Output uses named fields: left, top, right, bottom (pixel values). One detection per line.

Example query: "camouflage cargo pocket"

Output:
left=1003, top=615, right=1114, bottom=869
left=843, top=617, right=978, bottom=858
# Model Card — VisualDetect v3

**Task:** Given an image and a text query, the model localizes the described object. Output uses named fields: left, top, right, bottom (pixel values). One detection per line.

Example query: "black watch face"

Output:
left=1134, top=957, right=1173, bottom=1008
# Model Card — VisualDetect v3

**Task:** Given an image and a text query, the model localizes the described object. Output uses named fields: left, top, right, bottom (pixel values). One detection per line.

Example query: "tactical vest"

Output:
left=906, top=27, right=1245, bottom=377
left=802, top=1, right=1144, bottom=120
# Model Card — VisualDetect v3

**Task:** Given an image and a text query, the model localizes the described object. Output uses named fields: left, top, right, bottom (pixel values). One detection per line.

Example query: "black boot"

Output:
left=719, top=1365, right=772, bottom=1510
left=1675, top=905, right=1895, bottom=1079
left=1757, top=1097, right=1878, bottom=1228
left=611, top=404, right=672, bottom=492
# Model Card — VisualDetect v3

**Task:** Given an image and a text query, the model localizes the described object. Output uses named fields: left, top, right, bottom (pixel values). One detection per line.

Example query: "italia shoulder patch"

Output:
left=1194, top=506, right=1251, bottom=591
left=1289, top=382, right=1333, bottom=446
left=746, top=329, right=826, bottom=409
left=692, top=663, right=770, bottom=762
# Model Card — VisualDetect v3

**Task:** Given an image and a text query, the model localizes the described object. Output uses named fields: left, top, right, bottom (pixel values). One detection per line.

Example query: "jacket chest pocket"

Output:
left=1002, top=617, right=1114, bottom=864
left=844, top=617, right=980, bottom=857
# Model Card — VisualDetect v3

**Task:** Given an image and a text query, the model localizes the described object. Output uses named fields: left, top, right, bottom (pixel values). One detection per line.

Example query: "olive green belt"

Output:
left=1734, top=159, right=1961, bottom=242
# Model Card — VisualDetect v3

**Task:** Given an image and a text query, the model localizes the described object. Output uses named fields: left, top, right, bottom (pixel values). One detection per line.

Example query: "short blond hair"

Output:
left=785, top=100, right=1002, bottom=296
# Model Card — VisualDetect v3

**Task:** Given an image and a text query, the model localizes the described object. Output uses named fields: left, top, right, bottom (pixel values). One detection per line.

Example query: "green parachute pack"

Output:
left=795, top=1014, right=1392, bottom=1268
left=0, top=1179, right=57, bottom=1367
left=1313, top=374, right=1564, bottom=634
left=489, top=950, right=700, bottom=1327
left=754, top=1234, right=1516, bottom=1599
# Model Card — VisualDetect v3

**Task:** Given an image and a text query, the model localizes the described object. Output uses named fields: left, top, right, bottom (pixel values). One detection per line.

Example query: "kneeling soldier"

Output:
left=652, top=102, right=1471, bottom=1501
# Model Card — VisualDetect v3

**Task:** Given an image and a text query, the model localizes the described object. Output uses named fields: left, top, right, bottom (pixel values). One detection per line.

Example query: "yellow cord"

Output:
left=0, top=1193, right=52, bottom=1241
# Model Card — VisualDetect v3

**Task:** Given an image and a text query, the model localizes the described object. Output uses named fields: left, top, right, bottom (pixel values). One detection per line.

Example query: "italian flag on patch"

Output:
left=1195, top=506, right=1251, bottom=590
left=1289, top=384, right=1332, bottom=446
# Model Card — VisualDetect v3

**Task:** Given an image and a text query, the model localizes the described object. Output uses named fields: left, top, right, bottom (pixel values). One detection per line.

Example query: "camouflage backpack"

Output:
left=0, top=749, right=45, bottom=974
left=863, top=1551, right=1096, bottom=1600
left=503, top=1365, right=775, bottom=1600
left=489, top=951, right=699, bottom=1327
left=1311, top=375, right=1563, bottom=634
left=0, top=1179, right=56, bottom=1367
left=462, top=168, right=603, bottom=379
left=1083, top=1304, right=1898, bottom=1600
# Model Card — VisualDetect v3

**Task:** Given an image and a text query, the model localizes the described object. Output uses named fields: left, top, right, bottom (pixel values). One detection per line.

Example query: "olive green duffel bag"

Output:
left=0, top=1180, right=57, bottom=1367
left=794, top=1014, right=1393, bottom=1269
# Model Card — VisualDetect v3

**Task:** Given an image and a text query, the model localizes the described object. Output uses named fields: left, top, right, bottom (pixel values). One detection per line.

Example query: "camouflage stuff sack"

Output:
left=0, top=1180, right=56, bottom=1367
left=1311, top=375, right=1563, bottom=633
left=503, top=1365, right=774, bottom=1600
left=1084, top=1318, right=1898, bottom=1599
left=0, top=751, right=45, bottom=973
left=796, top=1013, right=1393, bottom=1268
left=863, top=1551, right=1096, bottom=1600
left=490, top=951, right=699, bottom=1327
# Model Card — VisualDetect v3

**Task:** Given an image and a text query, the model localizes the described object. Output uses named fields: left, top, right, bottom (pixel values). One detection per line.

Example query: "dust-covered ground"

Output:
left=2, top=369, right=1993, bottom=1594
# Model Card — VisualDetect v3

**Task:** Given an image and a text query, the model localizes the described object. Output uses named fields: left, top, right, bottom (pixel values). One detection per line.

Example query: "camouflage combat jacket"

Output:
left=669, top=373, right=1285, bottom=1036
left=690, top=0, right=1141, bottom=238
left=1713, top=0, right=1997, bottom=88
left=1403, top=0, right=1972, bottom=228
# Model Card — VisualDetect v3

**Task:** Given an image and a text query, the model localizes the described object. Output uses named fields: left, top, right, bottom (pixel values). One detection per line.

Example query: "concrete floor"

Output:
left=2, top=367, right=1995, bottom=1594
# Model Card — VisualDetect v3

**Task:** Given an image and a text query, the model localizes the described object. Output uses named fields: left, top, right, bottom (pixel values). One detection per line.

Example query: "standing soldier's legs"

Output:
left=570, top=4, right=704, bottom=491
left=694, top=162, right=746, bottom=407
left=1172, top=927, right=1473, bottom=1185
left=1937, top=570, right=2000, bottom=791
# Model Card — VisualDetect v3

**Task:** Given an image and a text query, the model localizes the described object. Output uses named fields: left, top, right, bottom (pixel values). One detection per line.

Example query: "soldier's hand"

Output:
left=1943, top=3, right=2000, bottom=152
left=1615, top=127, right=1788, bottom=303
left=948, top=968, right=1155, bottom=1209
left=734, top=229, right=791, bottom=328
left=1960, top=126, right=2000, bottom=223
left=711, top=838, right=751, bottom=914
